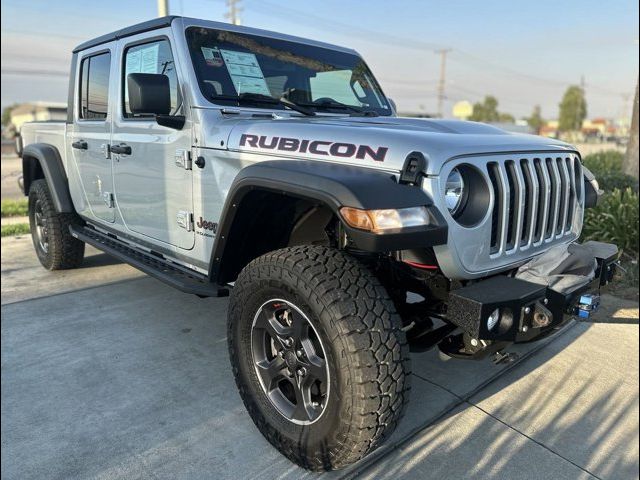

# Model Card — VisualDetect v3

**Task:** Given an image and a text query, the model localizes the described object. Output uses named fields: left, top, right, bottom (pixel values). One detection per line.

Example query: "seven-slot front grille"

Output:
left=487, top=155, right=583, bottom=257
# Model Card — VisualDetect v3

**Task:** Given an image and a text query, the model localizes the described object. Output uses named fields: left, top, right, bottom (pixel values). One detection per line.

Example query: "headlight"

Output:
left=340, top=206, right=430, bottom=233
left=445, top=168, right=465, bottom=215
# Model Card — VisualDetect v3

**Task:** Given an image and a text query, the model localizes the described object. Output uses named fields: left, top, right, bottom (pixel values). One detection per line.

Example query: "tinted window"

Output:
left=79, top=52, right=111, bottom=120
left=185, top=27, right=391, bottom=116
left=123, top=40, right=180, bottom=117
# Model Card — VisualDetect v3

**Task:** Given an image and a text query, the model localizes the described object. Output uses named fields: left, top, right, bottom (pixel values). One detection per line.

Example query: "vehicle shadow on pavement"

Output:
left=1, top=269, right=638, bottom=480
left=79, top=252, right=124, bottom=268
left=357, top=316, right=639, bottom=480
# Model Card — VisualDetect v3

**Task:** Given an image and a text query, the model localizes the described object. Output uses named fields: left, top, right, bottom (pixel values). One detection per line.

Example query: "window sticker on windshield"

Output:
left=201, top=47, right=224, bottom=67
left=219, top=49, right=271, bottom=96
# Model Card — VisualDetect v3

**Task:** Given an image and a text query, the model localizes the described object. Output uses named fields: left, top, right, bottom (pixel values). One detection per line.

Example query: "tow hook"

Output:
left=531, top=300, right=553, bottom=328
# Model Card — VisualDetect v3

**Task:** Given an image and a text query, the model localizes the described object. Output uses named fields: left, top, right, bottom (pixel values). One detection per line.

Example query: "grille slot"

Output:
left=487, top=155, right=582, bottom=257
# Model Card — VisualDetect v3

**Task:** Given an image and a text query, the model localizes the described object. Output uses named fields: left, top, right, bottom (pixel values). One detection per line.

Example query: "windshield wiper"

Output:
left=210, top=93, right=315, bottom=116
left=307, top=99, right=379, bottom=117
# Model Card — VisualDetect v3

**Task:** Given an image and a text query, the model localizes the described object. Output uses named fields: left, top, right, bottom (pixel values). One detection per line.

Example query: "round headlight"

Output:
left=445, top=168, right=465, bottom=215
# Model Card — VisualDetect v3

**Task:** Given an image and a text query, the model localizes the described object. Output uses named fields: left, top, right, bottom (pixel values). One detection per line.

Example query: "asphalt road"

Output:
left=1, top=234, right=638, bottom=480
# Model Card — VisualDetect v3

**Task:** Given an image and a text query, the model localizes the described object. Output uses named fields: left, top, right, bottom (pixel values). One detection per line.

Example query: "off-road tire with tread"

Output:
left=28, top=179, right=85, bottom=270
left=228, top=245, right=410, bottom=471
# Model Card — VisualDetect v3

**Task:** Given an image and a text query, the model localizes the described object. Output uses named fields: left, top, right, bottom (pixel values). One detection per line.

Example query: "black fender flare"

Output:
left=22, top=143, right=74, bottom=213
left=209, top=160, right=448, bottom=282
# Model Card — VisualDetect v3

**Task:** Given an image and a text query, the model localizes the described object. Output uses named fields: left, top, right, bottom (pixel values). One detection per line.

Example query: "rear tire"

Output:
left=228, top=245, right=410, bottom=471
left=28, top=179, right=85, bottom=270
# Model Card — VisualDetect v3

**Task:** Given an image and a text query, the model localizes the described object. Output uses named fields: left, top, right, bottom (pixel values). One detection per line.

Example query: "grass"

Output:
left=1, top=223, right=30, bottom=237
left=1, top=199, right=28, bottom=218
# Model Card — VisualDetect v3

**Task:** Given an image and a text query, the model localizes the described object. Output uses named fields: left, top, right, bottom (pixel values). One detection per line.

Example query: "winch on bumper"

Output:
left=438, top=241, right=619, bottom=360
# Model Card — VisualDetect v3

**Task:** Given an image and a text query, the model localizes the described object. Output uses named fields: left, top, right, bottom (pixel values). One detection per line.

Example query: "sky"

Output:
left=1, top=0, right=638, bottom=119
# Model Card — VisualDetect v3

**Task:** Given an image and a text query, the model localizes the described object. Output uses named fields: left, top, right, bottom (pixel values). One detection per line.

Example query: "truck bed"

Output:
left=20, top=121, right=67, bottom=165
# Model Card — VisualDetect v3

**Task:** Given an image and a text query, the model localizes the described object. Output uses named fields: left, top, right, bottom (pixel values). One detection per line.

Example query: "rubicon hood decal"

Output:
left=239, top=134, right=388, bottom=162
left=204, top=112, right=576, bottom=175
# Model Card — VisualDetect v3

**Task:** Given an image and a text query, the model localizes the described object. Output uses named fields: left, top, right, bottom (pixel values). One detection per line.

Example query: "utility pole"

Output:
left=435, top=49, right=451, bottom=118
left=157, top=0, right=169, bottom=17
left=225, top=0, right=242, bottom=25
left=578, top=74, right=586, bottom=132
left=624, top=78, right=639, bottom=180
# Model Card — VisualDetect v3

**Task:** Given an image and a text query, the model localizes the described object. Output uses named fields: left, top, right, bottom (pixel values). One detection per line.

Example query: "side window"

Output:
left=123, top=39, right=180, bottom=117
left=79, top=52, right=111, bottom=120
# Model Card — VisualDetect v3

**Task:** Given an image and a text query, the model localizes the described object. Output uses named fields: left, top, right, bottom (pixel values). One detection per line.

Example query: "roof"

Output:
left=72, top=16, right=356, bottom=56
left=73, top=16, right=178, bottom=53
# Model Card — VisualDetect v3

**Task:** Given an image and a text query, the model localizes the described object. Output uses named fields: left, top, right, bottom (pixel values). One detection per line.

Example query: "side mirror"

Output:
left=127, top=73, right=185, bottom=130
left=127, top=73, right=171, bottom=115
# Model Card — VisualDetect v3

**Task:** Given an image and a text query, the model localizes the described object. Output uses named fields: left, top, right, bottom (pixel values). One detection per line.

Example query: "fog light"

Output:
left=487, top=308, right=500, bottom=331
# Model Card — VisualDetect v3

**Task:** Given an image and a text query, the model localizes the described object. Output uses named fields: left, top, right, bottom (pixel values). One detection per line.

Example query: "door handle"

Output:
left=72, top=140, right=88, bottom=150
left=110, top=143, right=132, bottom=155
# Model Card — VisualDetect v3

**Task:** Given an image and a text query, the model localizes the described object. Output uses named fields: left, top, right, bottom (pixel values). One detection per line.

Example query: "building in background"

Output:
left=8, top=102, right=67, bottom=137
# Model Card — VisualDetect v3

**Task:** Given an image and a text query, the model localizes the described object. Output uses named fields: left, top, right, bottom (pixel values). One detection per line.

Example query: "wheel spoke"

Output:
left=299, top=354, right=327, bottom=385
left=253, top=306, right=291, bottom=348
left=289, top=309, right=309, bottom=343
left=292, top=376, right=321, bottom=422
left=255, top=356, right=287, bottom=390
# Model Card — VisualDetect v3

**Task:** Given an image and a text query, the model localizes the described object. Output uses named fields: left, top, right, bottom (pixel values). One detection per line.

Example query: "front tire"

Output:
left=228, top=246, right=410, bottom=471
left=28, top=179, right=85, bottom=270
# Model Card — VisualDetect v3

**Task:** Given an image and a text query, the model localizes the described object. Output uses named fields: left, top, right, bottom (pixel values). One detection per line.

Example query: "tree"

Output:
left=526, top=105, right=545, bottom=134
left=1, top=104, right=18, bottom=128
left=624, top=79, right=638, bottom=180
left=498, top=112, right=515, bottom=123
left=469, top=96, right=500, bottom=122
left=558, top=85, right=587, bottom=132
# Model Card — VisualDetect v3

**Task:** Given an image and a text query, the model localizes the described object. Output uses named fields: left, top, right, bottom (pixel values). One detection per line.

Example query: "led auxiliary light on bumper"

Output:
left=340, top=206, right=431, bottom=233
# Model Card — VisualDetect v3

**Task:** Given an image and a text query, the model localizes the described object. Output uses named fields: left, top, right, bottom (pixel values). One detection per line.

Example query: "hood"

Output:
left=200, top=112, right=576, bottom=175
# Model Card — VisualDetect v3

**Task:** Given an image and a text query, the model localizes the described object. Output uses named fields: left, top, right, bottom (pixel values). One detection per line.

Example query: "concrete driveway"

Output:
left=1, top=234, right=638, bottom=480
left=1, top=155, right=23, bottom=202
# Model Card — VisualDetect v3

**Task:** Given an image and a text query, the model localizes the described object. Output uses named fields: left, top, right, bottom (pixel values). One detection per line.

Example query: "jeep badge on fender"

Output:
left=18, top=15, right=617, bottom=472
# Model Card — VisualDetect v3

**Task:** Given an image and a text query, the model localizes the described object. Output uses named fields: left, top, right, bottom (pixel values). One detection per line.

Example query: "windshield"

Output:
left=185, top=27, right=392, bottom=116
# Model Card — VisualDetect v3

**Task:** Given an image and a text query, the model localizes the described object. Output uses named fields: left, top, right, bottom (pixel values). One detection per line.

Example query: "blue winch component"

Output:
left=575, top=294, right=601, bottom=319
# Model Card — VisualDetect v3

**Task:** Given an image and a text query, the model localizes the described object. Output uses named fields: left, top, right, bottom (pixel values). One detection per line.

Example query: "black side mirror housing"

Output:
left=127, top=73, right=184, bottom=130
left=127, top=73, right=171, bottom=115
left=156, top=115, right=186, bottom=130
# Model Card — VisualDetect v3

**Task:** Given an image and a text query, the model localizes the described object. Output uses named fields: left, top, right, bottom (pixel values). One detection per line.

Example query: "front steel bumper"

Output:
left=439, top=242, right=618, bottom=359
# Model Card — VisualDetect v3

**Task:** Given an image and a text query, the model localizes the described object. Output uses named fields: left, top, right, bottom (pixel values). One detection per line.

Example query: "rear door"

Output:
left=68, top=46, right=115, bottom=223
left=111, top=34, right=194, bottom=250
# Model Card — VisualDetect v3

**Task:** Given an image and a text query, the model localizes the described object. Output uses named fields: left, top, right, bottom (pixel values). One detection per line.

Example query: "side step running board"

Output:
left=70, top=226, right=228, bottom=298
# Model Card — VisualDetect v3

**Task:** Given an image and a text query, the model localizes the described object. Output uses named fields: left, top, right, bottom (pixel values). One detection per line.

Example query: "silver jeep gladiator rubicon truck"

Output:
left=19, top=16, right=619, bottom=471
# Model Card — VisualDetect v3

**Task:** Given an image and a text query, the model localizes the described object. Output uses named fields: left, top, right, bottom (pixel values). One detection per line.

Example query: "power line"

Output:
left=242, top=0, right=626, bottom=98
left=1, top=68, right=68, bottom=77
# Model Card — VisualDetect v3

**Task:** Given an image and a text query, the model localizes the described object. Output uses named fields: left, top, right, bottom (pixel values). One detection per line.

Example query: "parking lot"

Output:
left=1, top=234, right=638, bottom=480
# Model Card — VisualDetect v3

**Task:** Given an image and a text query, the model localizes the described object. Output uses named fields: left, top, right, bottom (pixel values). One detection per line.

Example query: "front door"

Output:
left=69, top=48, right=115, bottom=223
left=111, top=36, right=194, bottom=250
